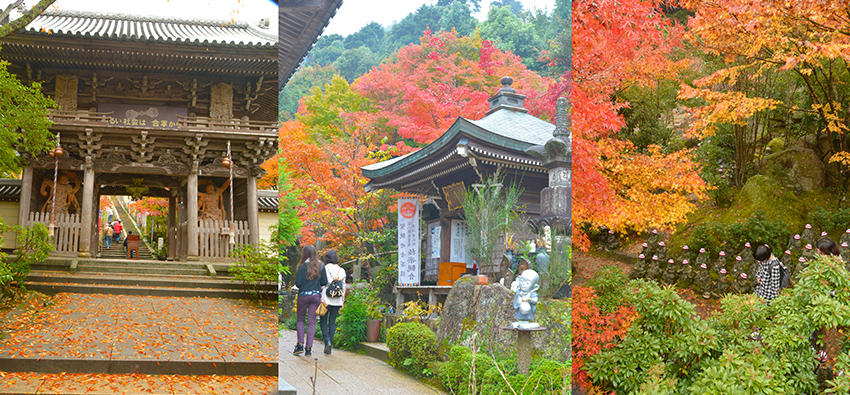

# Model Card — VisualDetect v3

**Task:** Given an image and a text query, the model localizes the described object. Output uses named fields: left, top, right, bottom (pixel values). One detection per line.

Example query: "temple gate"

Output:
left=1, top=11, right=278, bottom=260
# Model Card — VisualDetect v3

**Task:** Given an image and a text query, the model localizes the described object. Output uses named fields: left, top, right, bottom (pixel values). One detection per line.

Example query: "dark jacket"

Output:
left=295, top=259, right=328, bottom=292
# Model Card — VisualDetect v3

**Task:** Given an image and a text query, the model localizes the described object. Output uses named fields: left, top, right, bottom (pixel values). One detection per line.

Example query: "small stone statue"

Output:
left=712, top=251, right=727, bottom=280
left=694, top=262, right=713, bottom=299
left=678, top=245, right=692, bottom=264
left=840, top=229, right=850, bottom=249
left=841, top=243, right=850, bottom=266
left=663, top=258, right=678, bottom=285
left=802, top=224, right=816, bottom=249
left=511, top=269, right=540, bottom=329
left=792, top=257, right=806, bottom=284
left=647, top=255, right=662, bottom=281
left=787, top=234, right=803, bottom=255
left=695, top=248, right=709, bottom=271
left=631, top=254, right=648, bottom=279
left=640, top=242, right=650, bottom=258
left=738, top=242, right=754, bottom=264
left=605, top=229, right=620, bottom=250
left=656, top=242, right=668, bottom=264
left=713, top=268, right=730, bottom=298
left=647, top=229, right=660, bottom=248
left=731, top=256, right=745, bottom=285
left=677, top=259, right=694, bottom=289
left=731, top=271, right=749, bottom=294
left=802, top=243, right=815, bottom=261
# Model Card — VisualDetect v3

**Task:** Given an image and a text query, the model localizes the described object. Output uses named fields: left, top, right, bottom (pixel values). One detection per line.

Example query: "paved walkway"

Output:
left=0, top=293, right=276, bottom=375
left=279, top=330, right=445, bottom=395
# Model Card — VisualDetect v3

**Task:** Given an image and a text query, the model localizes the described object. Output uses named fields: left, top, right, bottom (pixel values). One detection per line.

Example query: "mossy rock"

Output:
left=764, top=137, right=786, bottom=155
left=732, top=174, right=832, bottom=232
left=762, top=147, right=824, bottom=191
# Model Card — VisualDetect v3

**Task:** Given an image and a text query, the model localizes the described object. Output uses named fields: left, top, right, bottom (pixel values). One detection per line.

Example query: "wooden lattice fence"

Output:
left=27, top=211, right=81, bottom=254
left=199, top=219, right=249, bottom=259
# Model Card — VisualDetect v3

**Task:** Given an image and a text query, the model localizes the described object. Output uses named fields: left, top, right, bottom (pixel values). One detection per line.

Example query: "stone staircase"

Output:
left=99, top=201, right=152, bottom=259
left=25, top=258, right=275, bottom=299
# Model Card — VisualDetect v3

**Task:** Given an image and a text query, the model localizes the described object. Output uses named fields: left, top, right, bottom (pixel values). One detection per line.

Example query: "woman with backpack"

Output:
left=293, top=245, right=328, bottom=356
left=754, top=244, right=782, bottom=304
left=319, top=249, right=346, bottom=355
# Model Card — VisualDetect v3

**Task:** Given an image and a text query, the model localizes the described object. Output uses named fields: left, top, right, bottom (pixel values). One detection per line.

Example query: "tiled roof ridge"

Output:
left=19, top=10, right=277, bottom=45
left=38, top=10, right=254, bottom=29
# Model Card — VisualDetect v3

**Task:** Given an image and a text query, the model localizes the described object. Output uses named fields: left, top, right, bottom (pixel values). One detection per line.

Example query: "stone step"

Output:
left=75, top=264, right=209, bottom=276
left=24, top=282, right=274, bottom=299
left=359, top=342, right=390, bottom=363
left=25, top=272, right=262, bottom=290
left=70, top=260, right=209, bottom=270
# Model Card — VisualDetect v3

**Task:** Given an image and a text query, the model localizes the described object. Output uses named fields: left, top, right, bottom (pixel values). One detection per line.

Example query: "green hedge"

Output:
left=386, top=322, right=438, bottom=377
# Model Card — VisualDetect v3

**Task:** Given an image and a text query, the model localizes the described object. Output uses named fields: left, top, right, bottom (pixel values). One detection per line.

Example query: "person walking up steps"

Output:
left=103, top=225, right=114, bottom=249
left=319, top=250, right=346, bottom=355
left=293, top=245, right=327, bottom=357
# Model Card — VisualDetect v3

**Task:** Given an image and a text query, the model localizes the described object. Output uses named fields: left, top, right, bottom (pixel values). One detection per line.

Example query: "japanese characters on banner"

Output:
left=450, top=219, right=471, bottom=267
left=397, top=198, right=420, bottom=286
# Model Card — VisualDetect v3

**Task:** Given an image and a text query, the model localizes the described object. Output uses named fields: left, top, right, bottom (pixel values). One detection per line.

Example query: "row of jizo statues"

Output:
left=41, top=170, right=232, bottom=221
left=630, top=226, right=850, bottom=299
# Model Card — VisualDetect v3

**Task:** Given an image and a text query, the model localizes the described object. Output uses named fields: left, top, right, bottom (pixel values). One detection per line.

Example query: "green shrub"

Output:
left=586, top=265, right=628, bottom=313
left=335, top=285, right=371, bottom=350
left=230, top=242, right=279, bottom=299
left=480, top=358, right=570, bottom=395
left=808, top=206, right=850, bottom=234
left=0, top=223, right=53, bottom=300
left=438, top=346, right=497, bottom=395
left=687, top=210, right=788, bottom=256
left=386, top=322, right=438, bottom=377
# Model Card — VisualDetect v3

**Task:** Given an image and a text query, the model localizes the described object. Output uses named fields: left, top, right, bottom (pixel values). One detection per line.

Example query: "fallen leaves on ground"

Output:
left=0, top=293, right=276, bottom=362
left=0, top=371, right=276, bottom=394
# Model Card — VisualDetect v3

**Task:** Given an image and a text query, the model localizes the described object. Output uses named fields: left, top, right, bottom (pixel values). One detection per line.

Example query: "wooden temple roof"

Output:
left=362, top=78, right=555, bottom=213
left=13, top=11, right=277, bottom=48
left=279, top=0, right=343, bottom=89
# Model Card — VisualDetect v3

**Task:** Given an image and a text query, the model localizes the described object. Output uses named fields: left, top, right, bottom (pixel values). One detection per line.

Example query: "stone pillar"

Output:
left=18, top=165, right=33, bottom=227
left=168, top=194, right=176, bottom=260
left=187, top=166, right=199, bottom=261
left=78, top=157, right=95, bottom=257
left=247, top=173, right=260, bottom=246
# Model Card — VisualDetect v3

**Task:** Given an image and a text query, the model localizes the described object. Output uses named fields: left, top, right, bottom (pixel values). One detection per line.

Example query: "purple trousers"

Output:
left=296, top=294, right=322, bottom=347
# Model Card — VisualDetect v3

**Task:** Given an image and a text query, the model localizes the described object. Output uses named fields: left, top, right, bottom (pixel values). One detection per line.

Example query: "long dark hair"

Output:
left=323, top=250, right=339, bottom=266
left=817, top=238, right=840, bottom=256
left=299, top=245, right=321, bottom=280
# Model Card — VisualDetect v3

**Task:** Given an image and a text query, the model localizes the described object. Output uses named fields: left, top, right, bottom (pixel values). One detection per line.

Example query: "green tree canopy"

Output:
left=333, top=46, right=378, bottom=83
left=384, top=4, right=442, bottom=55
left=0, top=60, right=55, bottom=175
left=343, top=22, right=385, bottom=54
left=479, top=5, right=542, bottom=68
left=278, top=64, right=338, bottom=120
left=437, top=1, right=478, bottom=37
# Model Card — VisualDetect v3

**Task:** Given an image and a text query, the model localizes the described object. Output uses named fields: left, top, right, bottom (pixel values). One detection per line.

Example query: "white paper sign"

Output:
left=397, top=199, right=420, bottom=286
left=450, top=219, right=471, bottom=267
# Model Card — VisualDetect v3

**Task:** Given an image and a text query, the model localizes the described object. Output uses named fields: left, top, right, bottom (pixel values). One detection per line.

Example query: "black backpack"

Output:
left=778, top=260, right=790, bottom=289
left=326, top=277, right=344, bottom=298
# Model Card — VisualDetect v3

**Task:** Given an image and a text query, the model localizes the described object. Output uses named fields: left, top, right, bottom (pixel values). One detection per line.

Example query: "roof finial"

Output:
left=499, top=76, right=515, bottom=93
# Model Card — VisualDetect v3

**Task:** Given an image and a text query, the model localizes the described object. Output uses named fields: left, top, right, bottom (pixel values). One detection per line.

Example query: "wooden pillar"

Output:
left=187, top=168, right=199, bottom=261
left=168, top=194, right=176, bottom=260
left=78, top=158, right=95, bottom=257
left=247, top=174, right=259, bottom=246
left=18, top=165, right=33, bottom=227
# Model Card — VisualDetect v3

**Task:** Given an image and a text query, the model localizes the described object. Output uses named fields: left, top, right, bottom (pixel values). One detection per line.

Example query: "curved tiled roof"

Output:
left=20, top=11, right=277, bottom=48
